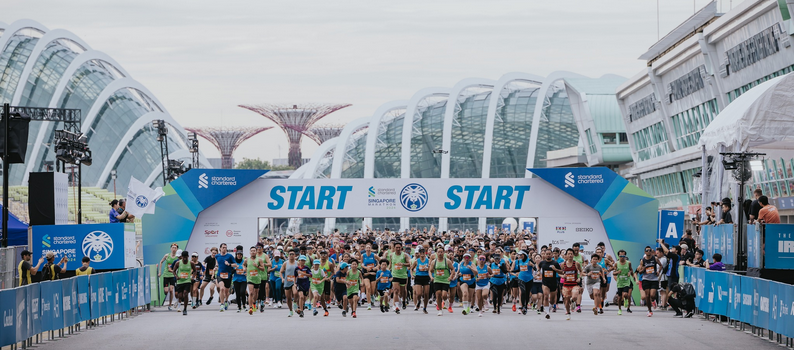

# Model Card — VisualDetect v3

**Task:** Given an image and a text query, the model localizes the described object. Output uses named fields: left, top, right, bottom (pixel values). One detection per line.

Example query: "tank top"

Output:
left=75, top=266, right=94, bottom=276
left=246, top=258, right=261, bottom=284
left=163, top=254, right=178, bottom=278
left=283, top=261, right=298, bottom=286
left=490, top=261, right=506, bottom=285
left=18, top=260, right=31, bottom=285
left=311, top=269, right=325, bottom=286
left=233, top=259, right=247, bottom=282
left=257, top=254, right=268, bottom=280
left=346, top=270, right=360, bottom=295
left=641, top=257, right=659, bottom=281
left=475, top=265, right=490, bottom=286
left=517, top=258, right=533, bottom=282
left=615, top=260, right=631, bottom=288
left=320, top=260, right=333, bottom=279
left=362, top=252, right=377, bottom=274
left=271, top=259, right=284, bottom=280
left=391, top=253, right=408, bottom=279
left=415, top=257, right=429, bottom=276
left=176, top=260, right=192, bottom=284
left=457, top=261, right=475, bottom=284
left=562, top=261, right=579, bottom=286
left=434, top=258, right=450, bottom=284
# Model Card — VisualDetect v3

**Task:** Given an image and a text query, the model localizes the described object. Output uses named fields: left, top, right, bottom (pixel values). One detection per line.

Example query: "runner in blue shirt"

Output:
left=214, top=243, right=235, bottom=311
left=375, top=259, right=393, bottom=312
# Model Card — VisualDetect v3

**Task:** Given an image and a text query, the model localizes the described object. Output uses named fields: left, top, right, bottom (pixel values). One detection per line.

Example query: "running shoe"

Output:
left=652, top=301, right=657, bottom=309
left=414, top=306, right=419, bottom=311
left=478, top=312, right=483, bottom=317
left=462, top=309, right=468, bottom=316
left=342, top=310, right=347, bottom=317
left=647, top=311, right=653, bottom=317
left=183, top=310, right=187, bottom=316
left=324, top=310, right=329, bottom=317
left=249, top=307, right=254, bottom=315
left=537, top=308, right=541, bottom=315
left=626, top=308, right=633, bottom=313
left=224, top=302, right=229, bottom=311
left=598, top=308, right=603, bottom=314
left=576, top=305, right=581, bottom=313
left=192, top=301, right=197, bottom=310
left=219, top=305, right=224, bottom=312
left=289, top=311, right=293, bottom=317
left=545, top=314, right=550, bottom=320
left=552, top=304, right=557, bottom=313
left=522, top=308, right=527, bottom=315
left=168, top=306, right=172, bottom=311
left=299, top=311, right=304, bottom=318
left=566, top=313, right=571, bottom=320
left=592, top=307, right=598, bottom=315
left=512, top=304, right=517, bottom=312
left=278, top=302, right=283, bottom=309
left=367, top=304, right=372, bottom=311
left=352, top=311, right=357, bottom=318
left=437, top=310, right=443, bottom=316
left=260, top=305, right=265, bottom=313
left=381, top=304, right=386, bottom=313
left=313, top=309, right=319, bottom=316
left=618, top=309, right=622, bottom=315
left=423, top=308, right=428, bottom=314
left=237, top=308, right=241, bottom=313
left=674, top=313, right=683, bottom=317
left=684, top=311, right=694, bottom=318
left=395, top=307, right=401, bottom=315
left=207, top=296, right=213, bottom=305
left=448, top=306, right=453, bottom=313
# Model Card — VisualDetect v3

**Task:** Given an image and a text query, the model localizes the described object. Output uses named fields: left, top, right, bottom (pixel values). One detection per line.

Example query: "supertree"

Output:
left=238, top=103, right=351, bottom=168
left=302, top=124, right=344, bottom=145
left=185, top=126, right=272, bottom=169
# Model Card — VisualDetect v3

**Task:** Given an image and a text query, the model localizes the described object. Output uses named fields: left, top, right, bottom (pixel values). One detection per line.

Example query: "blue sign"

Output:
left=32, top=223, right=127, bottom=270
left=26, top=283, right=41, bottom=337
left=89, top=274, right=101, bottom=319
left=658, top=210, right=684, bottom=248
left=0, top=289, right=14, bottom=347
left=487, top=225, right=495, bottom=235
left=400, top=183, right=429, bottom=211
left=711, top=271, right=729, bottom=316
left=61, top=278, right=76, bottom=327
left=502, top=223, right=510, bottom=232
left=529, top=167, right=618, bottom=209
left=180, top=169, right=267, bottom=210
left=523, top=221, right=535, bottom=233
left=144, top=266, right=152, bottom=304
left=76, top=275, right=90, bottom=322
left=722, top=225, right=734, bottom=265
left=775, top=196, right=794, bottom=210
left=747, top=224, right=761, bottom=268
left=728, top=274, right=741, bottom=321
left=740, top=273, right=754, bottom=324
left=754, top=277, right=770, bottom=329
left=15, top=286, right=27, bottom=342
left=443, top=185, right=531, bottom=210
left=102, top=273, right=114, bottom=317
left=764, top=224, right=794, bottom=269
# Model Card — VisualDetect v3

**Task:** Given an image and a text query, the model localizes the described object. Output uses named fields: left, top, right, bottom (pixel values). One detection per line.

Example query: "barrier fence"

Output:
left=0, top=246, right=26, bottom=290
left=0, top=266, right=152, bottom=349
left=684, top=266, right=794, bottom=346
left=699, top=224, right=736, bottom=265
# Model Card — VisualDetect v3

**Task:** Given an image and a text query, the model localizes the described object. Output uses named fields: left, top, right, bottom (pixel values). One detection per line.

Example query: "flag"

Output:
left=125, top=176, right=164, bottom=218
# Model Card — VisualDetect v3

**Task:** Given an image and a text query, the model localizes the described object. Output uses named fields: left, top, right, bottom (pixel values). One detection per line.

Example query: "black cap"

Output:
left=21, top=250, right=32, bottom=257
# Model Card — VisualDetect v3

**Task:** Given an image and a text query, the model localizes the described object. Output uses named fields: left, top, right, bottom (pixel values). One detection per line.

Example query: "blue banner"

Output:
left=754, top=278, right=770, bottom=329
left=741, top=273, right=754, bottom=324
left=763, top=224, right=794, bottom=269
left=700, top=226, right=710, bottom=260
left=769, top=282, right=782, bottom=335
left=102, top=272, right=114, bottom=316
left=522, top=221, right=534, bottom=233
left=695, top=267, right=705, bottom=310
left=728, top=274, right=741, bottom=321
left=114, top=270, right=130, bottom=312
left=747, top=224, right=761, bottom=268
left=0, top=289, right=15, bottom=347
left=61, top=278, right=77, bottom=327
left=39, top=281, right=54, bottom=332
left=15, top=286, right=27, bottom=342
left=129, top=268, right=139, bottom=309
left=712, top=271, right=729, bottom=316
left=502, top=223, right=510, bottom=232
left=26, top=283, right=41, bottom=338
left=712, top=227, right=722, bottom=257
left=722, top=225, right=734, bottom=265
left=76, top=275, right=90, bottom=322
left=144, top=266, right=152, bottom=304
left=658, top=210, right=685, bottom=248
left=784, top=283, right=794, bottom=338
left=31, top=223, right=128, bottom=270
left=89, top=274, right=101, bottom=319
left=487, top=225, right=495, bottom=235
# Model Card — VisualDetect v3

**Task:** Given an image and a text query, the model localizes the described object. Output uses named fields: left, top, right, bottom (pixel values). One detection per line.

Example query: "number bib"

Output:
left=236, top=268, right=244, bottom=275
left=477, top=273, right=488, bottom=280
left=286, top=276, right=296, bottom=282
left=544, top=271, right=554, bottom=278
left=645, top=267, right=654, bottom=274
left=379, top=277, right=389, bottom=284
left=461, top=275, right=471, bottom=281
left=436, top=270, right=445, bottom=277
left=347, top=279, right=358, bottom=287
left=491, top=269, right=500, bottom=275
left=589, top=273, right=599, bottom=279
left=220, top=273, right=229, bottom=279
left=566, top=275, right=576, bottom=282
left=179, top=272, right=189, bottom=279
left=249, top=270, right=258, bottom=277
left=520, top=265, right=528, bottom=272
left=418, top=265, right=428, bottom=272
left=311, top=278, right=322, bottom=285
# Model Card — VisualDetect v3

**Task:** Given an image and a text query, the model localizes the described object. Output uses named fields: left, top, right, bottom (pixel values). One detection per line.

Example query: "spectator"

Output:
left=686, top=249, right=707, bottom=268
left=678, top=244, right=694, bottom=265
left=668, top=282, right=696, bottom=318
left=757, top=196, right=780, bottom=224
left=117, top=199, right=135, bottom=223
left=75, top=256, right=94, bottom=276
left=18, top=250, right=45, bottom=285
left=716, top=203, right=733, bottom=225
left=108, top=199, right=121, bottom=223
left=42, top=252, right=68, bottom=281
left=697, top=207, right=714, bottom=226
left=681, top=229, right=696, bottom=250
left=708, top=253, right=725, bottom=271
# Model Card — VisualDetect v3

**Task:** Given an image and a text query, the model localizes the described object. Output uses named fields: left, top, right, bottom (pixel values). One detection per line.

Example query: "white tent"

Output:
left=700, top=73, right=794, bottom=153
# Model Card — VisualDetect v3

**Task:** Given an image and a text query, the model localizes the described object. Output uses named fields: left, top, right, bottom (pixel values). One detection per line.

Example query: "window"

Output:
left=601, top=133, right=617, bottom=145
left=619, top=133, right=628, bottom=144
left=585, top=129, right=597, bottom=154
left=670, top=99, right=719, bottom=149
left=631, top=122, right=669, bottom=161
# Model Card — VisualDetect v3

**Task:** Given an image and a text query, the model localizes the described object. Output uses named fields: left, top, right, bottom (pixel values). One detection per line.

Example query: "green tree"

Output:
left=235, top=157, right=294, bottom=171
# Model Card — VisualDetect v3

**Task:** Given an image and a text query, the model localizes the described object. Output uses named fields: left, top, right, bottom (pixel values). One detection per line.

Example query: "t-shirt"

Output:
left=583, top=264, right=603, bottom=285
left=19, top=260, right=32, bottom=285
left=722, top=211, right=733, bottom=224
left=687, top=258, right=706, bottom=268
left=203, top=256, right=216, bottom=272
left=376, top=270, right=392, bottom=290
left=333, top=271, right=347, bottom=291
left=108, top=209, right=120, bottom=223
left=749, top=199, right=762, bottom=219
left=709, top=262, right=726, bottom=271
left=538, top=260, right=560, bottom=284
left=665, top=252, right=680, bottom=278
left=758, top=205, right=780, bottom=224
left=215, top=253, right=235, bottom=279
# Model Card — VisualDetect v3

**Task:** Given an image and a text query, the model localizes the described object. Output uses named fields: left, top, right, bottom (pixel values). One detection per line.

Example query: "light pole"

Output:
left=721, top=151, right=765, bottom=271
left=111, top=169, right=117, bottom=198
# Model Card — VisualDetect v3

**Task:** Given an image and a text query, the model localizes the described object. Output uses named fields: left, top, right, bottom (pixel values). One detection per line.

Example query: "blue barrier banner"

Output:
left=784, top=283, right=794, bottom=338
left=728, top=273, right=741, bottom=321
left=754, top=278, right=770, bottom=329
left=0, top=289, right=15, bottom=347
left=695, top=268, right=705, bottom=310
left=89, top=274, right=101, bottom=319
left=741, top=273, right=754, bottom=324
left=701, top=270, right=715, bottom=314
left=702, top=226, right=713, bottom=260
left=769, top=282, right=782, bottom=336
left=39, top=281, right=54, bottom=332
left=26, top=283, right=41, bottom=337
left=31, top=223, right=130, bottom=270
left=116, top=270, right=130, bottom=312
left=747, top=224, right=760, bottom=268
left=658, top=210, right=685, bottom=248
left=764, top=224, right=794, bottom=269
left=712, top=227, right=722, bottom=257
left=146, top=265, right=154, bottom=305
left=138, top=267, right=146, bottom=307
left=61, top=278, right=77, bottom=327
left=76, top=275, right=90, bottom=322
left=102, top=273, right=114, bottom=316
left=722, top=225, right=734, bottom=265
left=712, top=271, right=729, bottom=316
left=49, top=280, right=64, bottom=331
left=15, top=286, right=28, bottom=342
left=129, top=268, right=139, bottom=309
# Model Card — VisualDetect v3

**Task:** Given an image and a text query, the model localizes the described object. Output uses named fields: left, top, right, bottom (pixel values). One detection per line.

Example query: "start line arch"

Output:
left=142, top=167, right=658, bottom=269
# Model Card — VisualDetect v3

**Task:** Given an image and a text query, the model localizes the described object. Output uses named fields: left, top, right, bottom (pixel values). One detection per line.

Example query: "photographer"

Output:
left=668, top=282, right=696, bottom=318
left=42, top=252, right=68, bottom=281
left=117, top=199, right=135, bottom=223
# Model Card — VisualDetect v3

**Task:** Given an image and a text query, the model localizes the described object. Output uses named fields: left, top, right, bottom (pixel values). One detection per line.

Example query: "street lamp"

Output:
left=111, top=169, right=117, bottom=198
left=720, top=151, right=765, bottom=271
left=54, top=130, right=92, bottom=224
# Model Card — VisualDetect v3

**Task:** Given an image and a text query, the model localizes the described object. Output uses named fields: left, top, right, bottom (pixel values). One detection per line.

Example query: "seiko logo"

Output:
left=575, top=228, right=593, bottom=232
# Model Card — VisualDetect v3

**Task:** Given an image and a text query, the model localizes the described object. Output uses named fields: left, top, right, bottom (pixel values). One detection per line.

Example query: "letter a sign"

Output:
left=658, top=210, right=684, bottom=248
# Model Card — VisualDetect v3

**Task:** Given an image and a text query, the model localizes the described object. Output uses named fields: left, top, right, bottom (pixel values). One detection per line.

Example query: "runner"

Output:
left=345, top=259, right=363, bottom=318
left=172, top=250, right=196, bottom=316
left=255, top=243, right=271, bottom=311
left=190, top=252, right=203, bottom=309
left=280, top=249, right=298, bottom=317
left=489, top=249, right=508, bottom=315
left=318, top=250, right=336, bottom=311
left=474, top=254, right=492, bottom=317
left=456, top=253, right=476, bottom=315
left=446, top=246, right=458, bottom=314
left=199, top=247, right=218, bottom=306
left=244, top=247, right=264, bottom=315
left=388, top=241, right=410, bottom=314
left=561, top=248, right=582, bottom=320
left=410, top=248, right=431, bottom=313
left=570, top=243, right=587, bottom=313
left=310, top=259, right=330, bottom=317
left=583, top=254, right=607, bottom=315
left=538, top=249, right=563, bottom=319
left=157, top=243, right=179, bottom=311
left=269, top=250, right=284, bottom=308
left=515, top=250, right=535, bottom=315
left=507, top=250, right=519, bottom=312
left=294, top=255, right=312, bottom=318
left=614, top=249, right=635, bottom=315
left=636, top=246, right=662, bottom=317
left=334, top=262, right=349, bottom=317
left=215, top=243, right=235, bottom=312
left=230, top=247, right=248, bottom=312
left=376, top=259, right=393, bottom=312
left=361, top=244, right=378, bottom=311
left=429, top=246, right=453, bottom=316
left=530, top=253, right=544, bottom=314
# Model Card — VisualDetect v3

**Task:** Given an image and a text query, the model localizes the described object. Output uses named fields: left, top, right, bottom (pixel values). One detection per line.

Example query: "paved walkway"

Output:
left=29, top=304, right=781, bottom=350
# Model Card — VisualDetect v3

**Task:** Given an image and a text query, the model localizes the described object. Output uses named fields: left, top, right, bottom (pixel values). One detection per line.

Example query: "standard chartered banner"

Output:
left=200, top=178, right=595, bottom=219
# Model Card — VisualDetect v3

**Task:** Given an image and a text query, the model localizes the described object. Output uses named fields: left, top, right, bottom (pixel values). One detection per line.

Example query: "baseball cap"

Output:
left=313, top=259, right=321, bottom=265
left=339, top=262, right=349, bottom=270
left=273, top=251, right=282, bottom=257
left=298, top=255, right=308, bottom=261
left=518, top=250, right=527, bottom=256
left=176, top=249, right=183, bottom=256
left=191, top=252, right=199, bottom=257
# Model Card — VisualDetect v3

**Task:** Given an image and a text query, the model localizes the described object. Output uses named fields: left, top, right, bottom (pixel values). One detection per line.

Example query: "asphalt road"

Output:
left=28, top=303, right=782, bottom=350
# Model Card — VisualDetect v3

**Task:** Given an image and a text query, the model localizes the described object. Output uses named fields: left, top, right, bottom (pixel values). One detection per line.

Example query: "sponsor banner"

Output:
left=747, top=224, right=761, bottom=269
left=537, top=217, right=609, bottom=259
left=528, top=167, right=618, bottom=209
left=145, top=266, right=153, bottom=305
left=89, top=274, right=101, bottom=319
left=711, top=271, right=729, bottom=316
left=763, top=224, right=794, bottom=270
left=0, top=289, right=14, bottom=347
left=186, top=218, right=256, bottom=260
left=658, top=210, right=684, bottom=248
left=61, top=278, right=77, bottom=327
left=754, top=277, right=770, bottom=329
left=15, top=286, right=27, bottom=341
left=76, top=275, right=90, bottom=322
left=487, top=225, right=495, bottom=235
left=26, top=283, right=41, bottom=337
left=784, top=283, right=794, bottom=338
left=741, top=273, right=754, bottom=324
left=178, top=169, right=267, bottom=210
left=694, top=267, right=705, bottom=310
left=523, top=221, right=535, bottom=233
left=103, top=272, right=114, bottom=317
left=728, top=274, right=741, bottom=321
left=32, top=223, right=134, bottom=270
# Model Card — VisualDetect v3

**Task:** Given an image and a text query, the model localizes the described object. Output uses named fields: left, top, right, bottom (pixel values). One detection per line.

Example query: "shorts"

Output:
left=530, top=283, right=543, bottom=294
left=660, top=281, right=668, bottom=290
left=296, top=283, right=310, bottom=293
left=542, top=281, right=558, bottom=292
left=668, top=275, right=679, bottom=285
left=220, top=278, right=232, bottom=289
left=414, top=275, right=430, bottom=286
left=334, top=288, right=346, bottom=302
left=475, top=283, right=490, bottom=291
left=163, top=277, right=176, bottom=288
left=310, top=285, right=324, bottom=295
left=323, top=281, right=332, bottom=296
left=202, top=276, right=215, bottom=283
left=433, top=283, right=449, bottom=292
left=641, top=280, right=658, bottom=291
left=364, top=274, right=376, bottom=282
left=248, top=281, right=260, bottom=286
left=192, top=279, right=201, bottom=285
left=175, top=283, right=191, bottom=293
left=347, top=293, right=359, bottom=299
left=377, top=289, right=390, bottom=296
left=510, top=279, right=519, bottom=288
left=600, top=281, right=608, bottom=289
left=585, top=283, right=601, bottom=295
left=617, top=286, right=631, bottom=295
left=392, top=277, right=407, bottom=286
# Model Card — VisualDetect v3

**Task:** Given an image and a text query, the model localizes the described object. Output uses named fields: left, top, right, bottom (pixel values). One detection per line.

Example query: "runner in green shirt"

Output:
left=157, top=244, right=180, bottom=311
left=346, top=259, right=362, bottom=318
left=245, top=247, right=263, bottom=315
left=614, top=249, right=635, bottom=315
left=310, top=259, right=329, bottom=317
left=388, top=242, right=410, bottom=313
left=429, top=246, right=453, bottom=316
left=173, top=250, right=196, bottom=316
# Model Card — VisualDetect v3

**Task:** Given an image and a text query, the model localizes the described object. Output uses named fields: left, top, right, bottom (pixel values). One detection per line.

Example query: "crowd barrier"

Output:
left=0, top=266, right=152, bottom=348
left=699, top=224, right=735, bottom=265
left=683, top=266, right=794, bottom=344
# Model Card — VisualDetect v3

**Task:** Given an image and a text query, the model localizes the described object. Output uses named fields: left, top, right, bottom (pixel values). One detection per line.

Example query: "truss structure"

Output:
left=302, top=124, right=344, bottom=145
left=185, top=126, right=272, bottom=169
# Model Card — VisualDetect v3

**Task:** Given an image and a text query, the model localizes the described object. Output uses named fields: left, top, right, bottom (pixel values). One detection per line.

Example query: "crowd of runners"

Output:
left=156, top=226, right=694, bottom=320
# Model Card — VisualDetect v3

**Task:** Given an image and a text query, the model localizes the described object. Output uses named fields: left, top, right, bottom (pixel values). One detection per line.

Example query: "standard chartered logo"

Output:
left=564, top=172, right=575, bottom=188
left=198, top=173, right=209, bottom=189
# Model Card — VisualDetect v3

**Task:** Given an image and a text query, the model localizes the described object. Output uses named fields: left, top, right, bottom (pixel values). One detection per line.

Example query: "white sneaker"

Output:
left=566, top=313, right=571, bottom=320
left=478, top=312, right=483, bottom=317
left=278, top=302, right=283, bottom=309
left=437, top=310, right=443, bottom=316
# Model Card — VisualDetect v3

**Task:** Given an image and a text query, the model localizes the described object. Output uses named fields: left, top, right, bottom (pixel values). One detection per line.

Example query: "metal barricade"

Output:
left=0, top=246, right=27, bottom=290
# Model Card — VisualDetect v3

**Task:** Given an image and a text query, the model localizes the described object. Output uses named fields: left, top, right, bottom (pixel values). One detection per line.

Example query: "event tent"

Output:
left=0, top=204, right=29, bottom=246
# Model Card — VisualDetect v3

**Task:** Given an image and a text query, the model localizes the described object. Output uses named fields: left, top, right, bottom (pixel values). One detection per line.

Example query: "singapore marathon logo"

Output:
left=400, top=183, right=428, bottom=212
left=198, top=173, right=209, bottom=189
left=82, top=231, right=114, bottom=263
left=135, top=195, right=148, bottom=208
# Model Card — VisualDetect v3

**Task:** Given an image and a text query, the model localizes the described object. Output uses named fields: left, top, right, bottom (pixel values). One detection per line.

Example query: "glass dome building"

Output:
left=0, top=19, right=210, bottom=191
left=290, top=72, right=633, bottom=234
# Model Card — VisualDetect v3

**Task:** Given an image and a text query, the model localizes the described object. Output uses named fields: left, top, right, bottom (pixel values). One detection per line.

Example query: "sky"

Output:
left=4, top=0, right=734, bottom=163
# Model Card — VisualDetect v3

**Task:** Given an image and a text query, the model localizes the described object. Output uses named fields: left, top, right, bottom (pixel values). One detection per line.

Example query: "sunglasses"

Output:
left=645, top=249, right=652, bottom=252
left=478, top=258, right=486, bottom=261
left=619, top=255, right=626, bottom=258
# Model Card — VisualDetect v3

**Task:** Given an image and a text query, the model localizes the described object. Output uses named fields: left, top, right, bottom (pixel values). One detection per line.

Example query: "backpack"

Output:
left=42, top=262, right=55, bottom=281
left=681, top=283, right=696, bottom=298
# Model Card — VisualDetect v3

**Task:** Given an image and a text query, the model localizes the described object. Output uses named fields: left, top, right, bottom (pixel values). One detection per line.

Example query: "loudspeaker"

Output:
left=29, top=172, right=69, bottom=225
left=0, top=113, right=31, bottom=163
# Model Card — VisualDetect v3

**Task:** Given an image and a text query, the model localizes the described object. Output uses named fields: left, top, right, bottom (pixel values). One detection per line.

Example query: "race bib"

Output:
left=436, top=270, right=445, bottom=277
left=298, top=271, right=310, bottom=278
left=312, top=278, right=322, bottom=285
left=589, top=273, right=599, bottom=279
left=461, top=275, right=471, bottom=281
left=275, top=272, right=281, bottom=278
left=380, top=277, right=389, bottom=284
left=491, top=269, right=500, bottom=275
left=565, top=275, right=575, bottom=282
left=236, top=268, right=244, bottom=275
left=338, top=278, right=347, bottom=284
left=179, top=272, right=189, bottom=279
left=544, top=271, right=554, bottom=278
left=645, top=267, right=654, bottom=274
left=477, top=273, right=488, bottom=280
left=520, top=265, right=528, bottom=272
left=249, top=270, right=258, bottom=277
left=286, top=276, right=296, bottom=282
left=418, top=265, right=428, bottom=271
left=394, top=263, right=402, bottom=269
left=347, top=279, right=358, bottom=287
left=220, top=273, right=229, bottom=279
